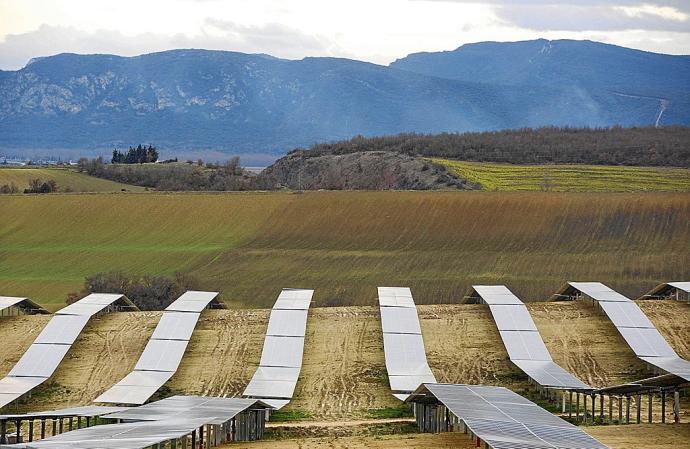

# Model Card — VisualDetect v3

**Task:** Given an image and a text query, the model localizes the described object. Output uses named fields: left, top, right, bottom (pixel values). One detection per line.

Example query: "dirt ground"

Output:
left=226, top=423, right=690, bottom=449
left=0, top=301, right=688, bottom=423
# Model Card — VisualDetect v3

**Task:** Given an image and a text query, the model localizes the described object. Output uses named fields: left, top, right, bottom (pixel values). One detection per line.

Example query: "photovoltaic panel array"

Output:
left=0, top=297, right=48, bottom=316
left=0, top=294, right=135, bottom=409
left=95, top=291, right=220, bottom=405
left=471, top=285, right=589, bottom=390
left=638, top=281, right=690, bottom=301
left=243, top=289, right=313, bottom=410
left=564, top=282, right=690, bottom=382
left=5, top=396, right=270, bottom=449
left=408, top=383, right=609, bottom=449
left=378, top=287, right=436, bottom=401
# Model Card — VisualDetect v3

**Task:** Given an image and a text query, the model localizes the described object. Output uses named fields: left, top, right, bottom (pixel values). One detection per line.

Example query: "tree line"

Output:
left=111, top=144, right=159, bottom=164
left=294, top=126, right=690, bottom=167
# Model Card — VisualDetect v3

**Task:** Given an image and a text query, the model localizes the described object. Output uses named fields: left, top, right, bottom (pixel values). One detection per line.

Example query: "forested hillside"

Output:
left=296, top=126, right=690, bottom=166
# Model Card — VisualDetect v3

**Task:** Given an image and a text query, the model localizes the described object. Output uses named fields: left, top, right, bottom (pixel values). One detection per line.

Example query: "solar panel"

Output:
left=242, top=289, right=313, bottom=409
left=489, top=305, right=538, bottom=331
left=0, top=376, right=45, bottom=394
left=33, top=315, right=91, bottom=345
left=599, top=301, right=654, bottom=328
left=95, top=291, right=217, bottom=405
left=617, top=327, right=677, bottom=357
left=243, top=379, right=297, bottom=399
left=103, top=395, right=266, bottom=424
left=164, top=291, right=220, bottom=312
left=498, top=331, right=551, bottom=361
left=8, top=344, right=71, bottom=378
left=150, top=312, right=200, bottom=341
left=475, top=286, right=590, bottom=390
left=265, top=309, right=309, bottom=337
left=668, top=282, right=690, bottom=293
left=511, top=360, right=590, bottom=389
left=272, top=289, right=313, bottom=310
left=639, top=357, right=690, bottom=382
left=388, top=374, right=437, bottom=392
left=94, top=385, right=163, bottom=406
left=0, top=296, right=47, bottom=315
left=471, top=286, right=523, bottom=305
left=377, top=287, right=436, bottom=399
left=133, top=339, right=188, bottom=372
left=409, top=384, right=609, bottom=449
left=382, top=333, right=435, bottom=376
left=57, top=293, right=128, bottom=316
left=377, top=287, right=415, bottom=308
left=116, top=370, right=176, bottom=387
left=566, top=282, right=690, bottom=384
left=249, top=366, right=301, bottom=381
left=258, top=336, right=305, bottom=368
left=380, top=306, right=422, bottom=334
left=568, top=282, right=629, bottom=302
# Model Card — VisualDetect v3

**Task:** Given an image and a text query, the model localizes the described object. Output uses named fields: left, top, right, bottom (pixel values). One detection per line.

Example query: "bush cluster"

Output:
left=69, top=271, right=203, bottom=311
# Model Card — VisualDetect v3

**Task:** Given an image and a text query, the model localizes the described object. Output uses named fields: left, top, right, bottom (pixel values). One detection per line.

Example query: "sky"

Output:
left=0, top=0, right=689, bottom=70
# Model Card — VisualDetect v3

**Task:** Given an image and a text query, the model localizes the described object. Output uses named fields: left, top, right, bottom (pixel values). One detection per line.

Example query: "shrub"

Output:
left=80, top=271, right=203, bottom=310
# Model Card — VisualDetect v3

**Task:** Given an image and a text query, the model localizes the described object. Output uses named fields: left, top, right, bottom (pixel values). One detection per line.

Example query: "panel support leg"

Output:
left=648, top=393, right=653, bottom=423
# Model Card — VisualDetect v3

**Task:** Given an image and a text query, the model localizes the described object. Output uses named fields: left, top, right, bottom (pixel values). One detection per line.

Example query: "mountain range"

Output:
left=1, top=39, right=688, bottom=161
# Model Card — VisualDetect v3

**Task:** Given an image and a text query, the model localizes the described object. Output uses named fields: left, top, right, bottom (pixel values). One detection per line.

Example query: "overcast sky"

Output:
left=0, top=0, right=688, bottom=70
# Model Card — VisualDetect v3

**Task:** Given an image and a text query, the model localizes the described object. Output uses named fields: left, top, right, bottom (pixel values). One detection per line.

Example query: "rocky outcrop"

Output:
left=260, top=151, right=475, bottom=190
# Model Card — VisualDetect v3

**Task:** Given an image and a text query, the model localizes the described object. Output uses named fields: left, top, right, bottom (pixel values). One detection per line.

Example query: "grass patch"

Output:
left=434, top=159, right=690, bottom=192
left=0, top=167, right=145, bottom=193
left=367, top=405, right=414, bottom=419
left=269, top=409, right=313, bottom=422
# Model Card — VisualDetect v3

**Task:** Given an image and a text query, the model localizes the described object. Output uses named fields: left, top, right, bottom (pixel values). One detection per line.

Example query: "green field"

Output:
left=1, top=191, right=688, bottom=310
left=0, top=167, right=145, bottom=192
left=435, top=159, right=690, bottom=192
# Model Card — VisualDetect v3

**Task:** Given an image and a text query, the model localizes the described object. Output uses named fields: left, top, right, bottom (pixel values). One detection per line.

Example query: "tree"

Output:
left=146, top=145, right=159, bottom=163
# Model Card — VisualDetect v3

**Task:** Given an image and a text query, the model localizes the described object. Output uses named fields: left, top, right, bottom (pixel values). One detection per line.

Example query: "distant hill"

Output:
left=1, top=40, right=689, bottom=160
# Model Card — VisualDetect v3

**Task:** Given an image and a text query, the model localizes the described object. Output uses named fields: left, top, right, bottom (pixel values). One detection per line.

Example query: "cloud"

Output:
left=419, top=0, right=690, bottom=31
left=0, top=21, right=348, bottom=71
left=202, top=19, right=346, bottom=59
left=495, top=4, right=690, bottom=32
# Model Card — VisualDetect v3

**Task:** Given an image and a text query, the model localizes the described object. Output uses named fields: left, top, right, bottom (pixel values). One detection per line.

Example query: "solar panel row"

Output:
left=243, top=289, right=313, bottom=410
left=378, top=287, right=436, bottom=401
left=408, top=383, right=608, bottom=449
left=95, top=291, right=219, bottom=405
left=6, top=397, right=270, bottom=449
left=0, top=296, right=48, bottom=315
left=0, top=294, right=133, bottom=408
left=566, top=282, right=690, bottom=382
left=472, top=285, right=589, bottom=390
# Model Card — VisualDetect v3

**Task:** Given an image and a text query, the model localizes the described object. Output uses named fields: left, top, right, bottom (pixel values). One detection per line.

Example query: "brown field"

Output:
left=0, top=192, right=689, bottom=310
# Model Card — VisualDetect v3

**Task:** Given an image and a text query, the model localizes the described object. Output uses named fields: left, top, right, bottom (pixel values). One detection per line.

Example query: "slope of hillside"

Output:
left=0, top=192, right=688, bottom=309
left=0, top=167, right=144, bottom=192
left=1, top=40, right=689, bottom=157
